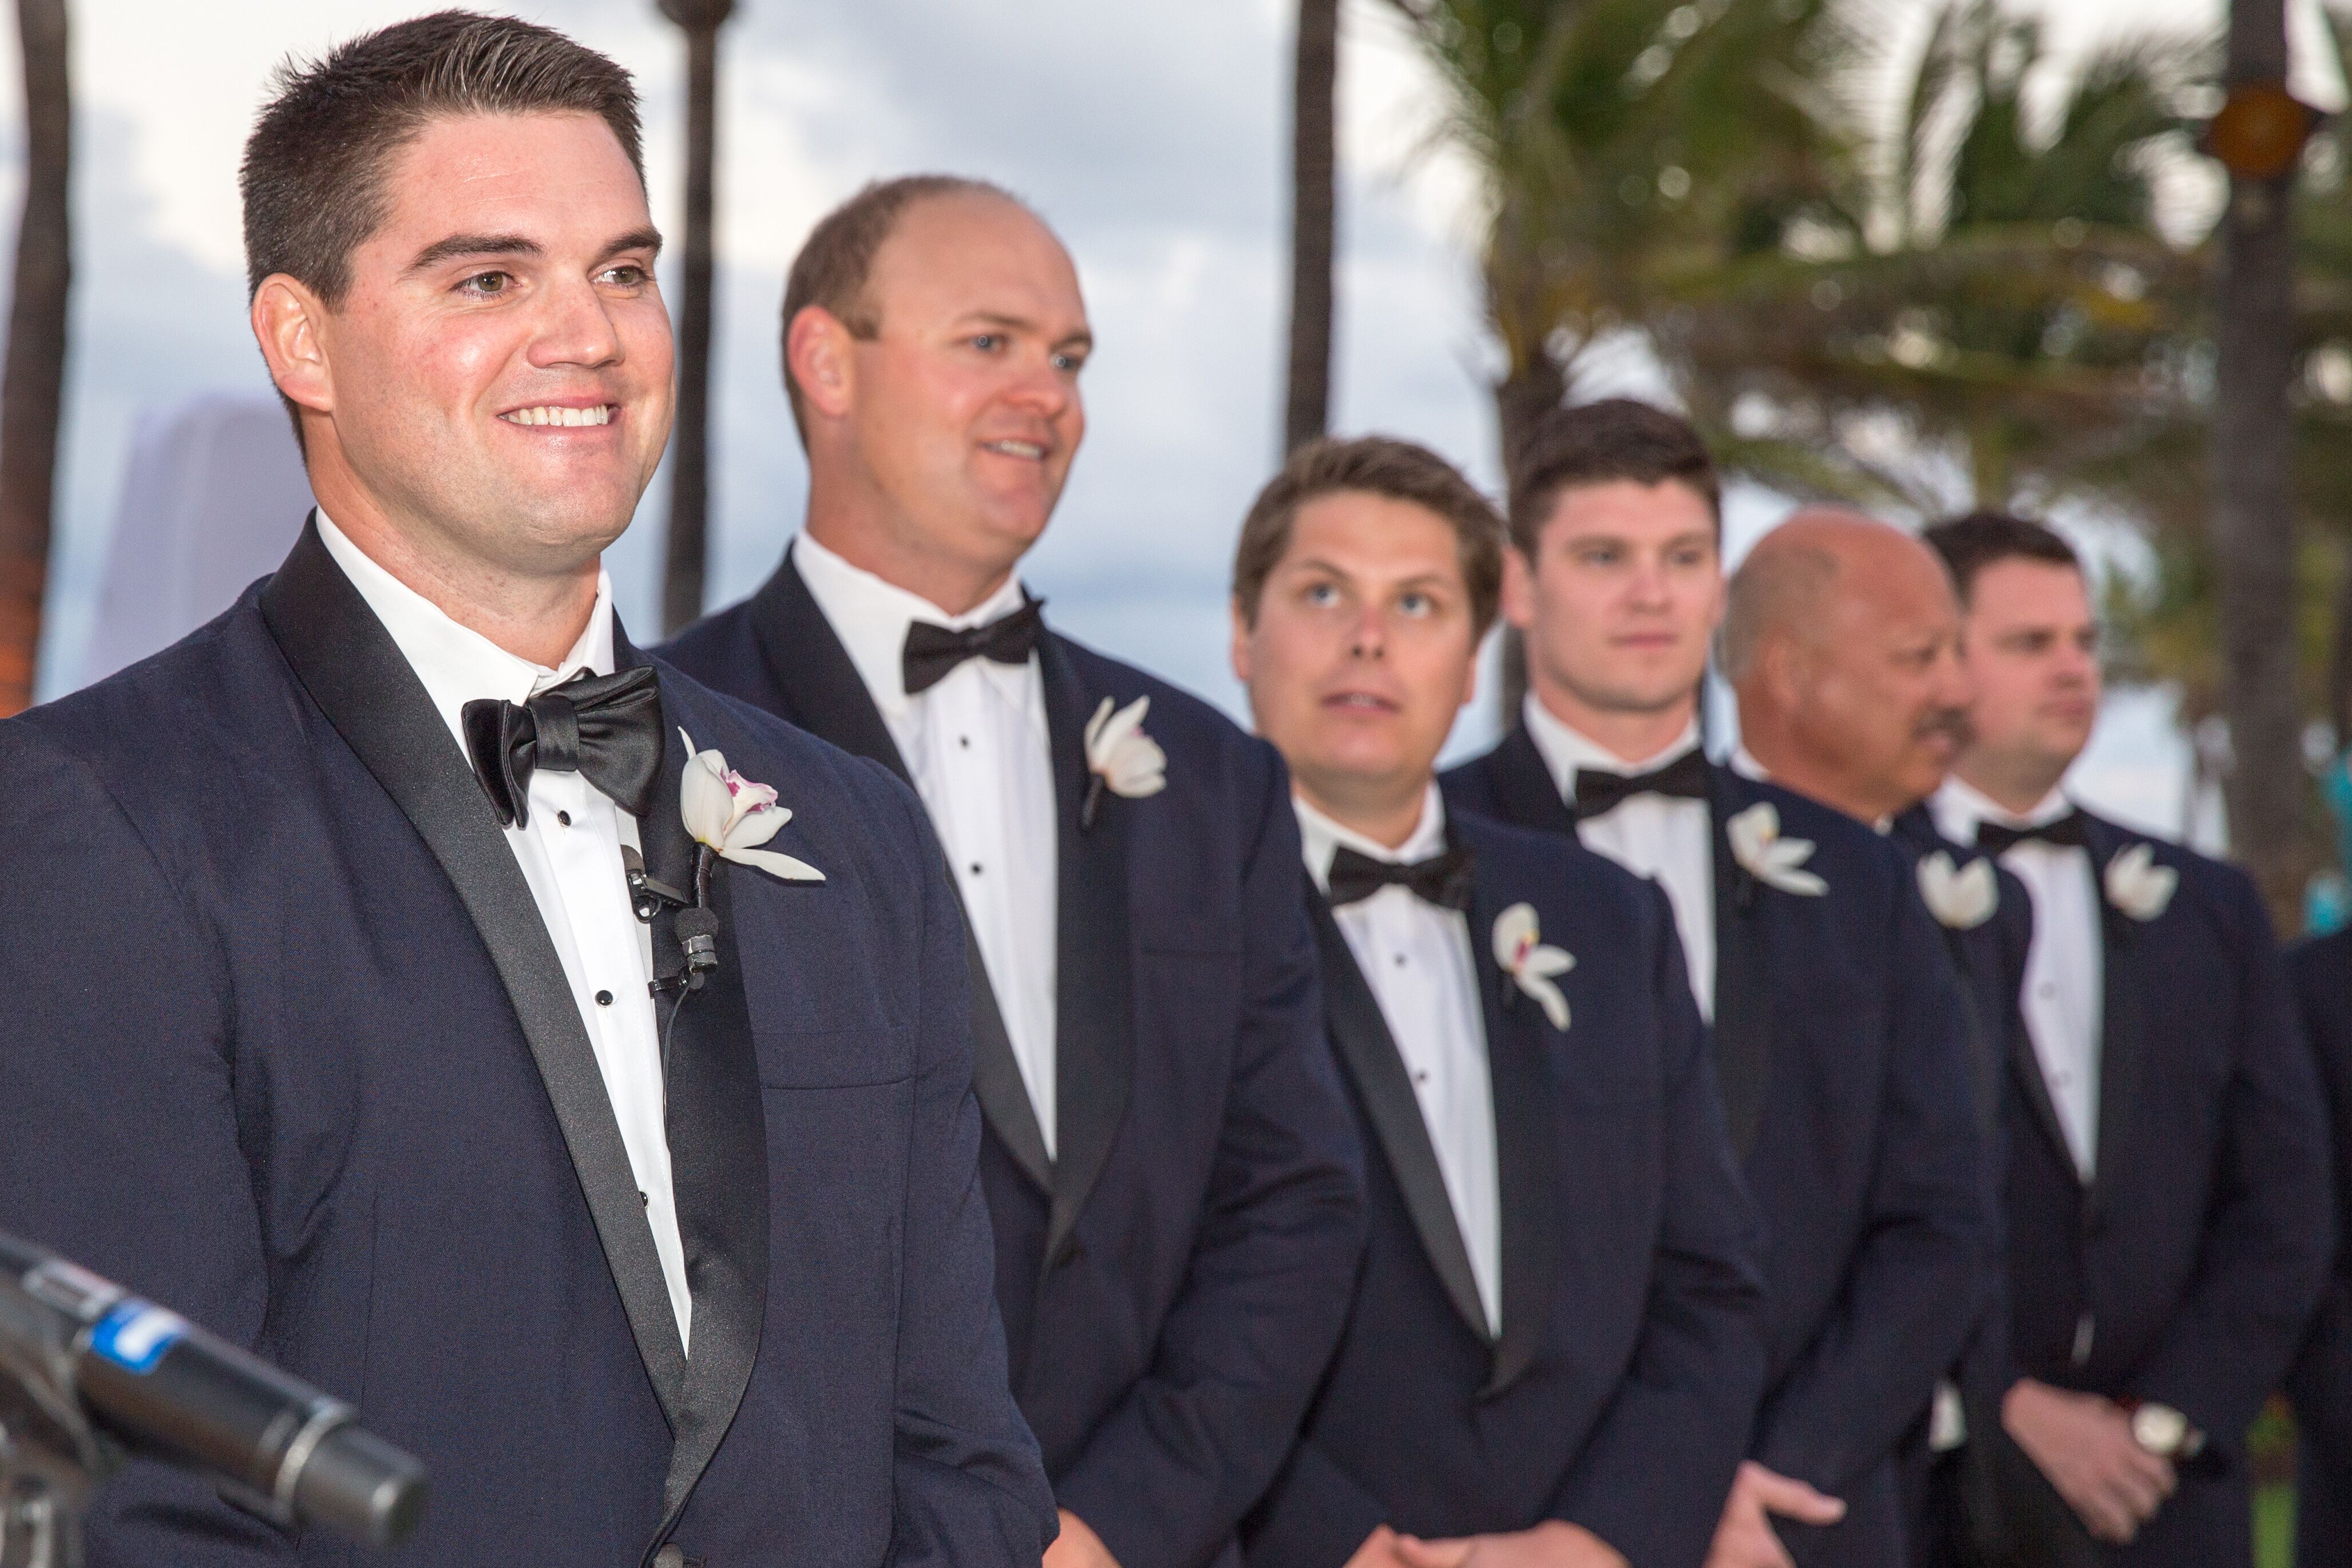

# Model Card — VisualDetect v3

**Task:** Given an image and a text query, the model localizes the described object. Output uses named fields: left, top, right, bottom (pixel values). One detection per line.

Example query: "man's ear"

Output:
left=251, top=274, right=334, bottom=418
left=1758, top=632, right=1809, bottom=712
left=1500, top=545, right=1537, bottom=632
left=1228, top=596, right=1254, bottom=686
left=1456, top=629, right=1482, bottom=711
left=786, top=306, right=857, bottom=424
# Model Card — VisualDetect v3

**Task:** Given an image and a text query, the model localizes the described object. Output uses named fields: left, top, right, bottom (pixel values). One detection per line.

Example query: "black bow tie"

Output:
left=902, top=599, right=1045, bottom=696
left=1327, top=842, right=1478, bottom=914
left=1976, top=810, right=2088, bottom=857
left=1573, top=748, right=1710, bottom=817
left=462, top=664, right=664, bottom=830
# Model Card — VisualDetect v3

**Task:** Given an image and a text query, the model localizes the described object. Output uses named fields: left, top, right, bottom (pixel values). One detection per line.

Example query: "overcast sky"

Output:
left=6, top=0, right=2337, bottom=831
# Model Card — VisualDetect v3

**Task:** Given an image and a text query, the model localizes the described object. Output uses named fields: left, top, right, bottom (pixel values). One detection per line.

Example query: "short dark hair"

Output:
left=1231, top=435, right=1506, bottom=636
left=779, top=175, right=1030, bottom=444
left=1923, top=511, right=2082, bottom=603
left=241, top=12, right=644, bottom=306
left=1507, top=398, right=1722, bottom=557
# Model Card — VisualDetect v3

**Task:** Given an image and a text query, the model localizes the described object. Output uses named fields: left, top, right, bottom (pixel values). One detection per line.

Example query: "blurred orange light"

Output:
left=2205, top=81, right=2323, bottom=183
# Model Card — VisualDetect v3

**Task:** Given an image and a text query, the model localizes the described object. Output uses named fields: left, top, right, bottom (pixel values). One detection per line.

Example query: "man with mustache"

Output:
left=1924, top=512, right=2330, bottom=1568
left=1444, top=401, right=1987, bottom=1568
left=663, top=176, right=1365, bottom=1568
left=1732, top=512, right=2034, bottom=1568
left=0, top=17, right=1054, bottom=1565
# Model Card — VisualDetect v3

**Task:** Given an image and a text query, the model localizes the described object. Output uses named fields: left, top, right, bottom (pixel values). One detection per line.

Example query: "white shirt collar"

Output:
left=791, top=530, right=1029, bottom=722
left=314, top=510, right=613, bottom=750
left=1932, top=775, right=2073, bottom=846
left=1520, top=693, right=1700, bottom=804
left=1730, top=745, right=1769, bottom=782
left=1296, top=783, right=1449, bottom=893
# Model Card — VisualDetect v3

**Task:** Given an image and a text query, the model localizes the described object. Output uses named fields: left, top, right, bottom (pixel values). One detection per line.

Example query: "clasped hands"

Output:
left=1346, top=1519, right=1628, bottom=1568
left=2002, top=1379, right=2177, bottom=1545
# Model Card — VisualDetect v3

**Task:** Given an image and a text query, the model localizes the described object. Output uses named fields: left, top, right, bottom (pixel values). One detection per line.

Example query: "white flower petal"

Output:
left=1083, top=696, right=1116, bottom=754
left=680, top=747, right=736, bottom=848
left=1525, top=944, right=1575, bottom=979
left=1492, top=902, right=1541, bottom=971
left=723, top=844, right=826, bottom=881
left=1519, top=970, right=1571, bottom=1032
left=720, top=802, right=790, bottom=851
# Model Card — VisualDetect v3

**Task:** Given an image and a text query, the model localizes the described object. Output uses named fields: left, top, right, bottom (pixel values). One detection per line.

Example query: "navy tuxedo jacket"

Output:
left=1991, top=812, right=2329, bottom=1565
left=1444, top=734, right=1988, bottom=1563
left=662, top=555, right=1366, bottom=1568
left=2286, top=926, right=2352, bottom=1567
left=0, top=524, right=1058, bottom=1567
left=1243, top=811, right=1767, bottom=1568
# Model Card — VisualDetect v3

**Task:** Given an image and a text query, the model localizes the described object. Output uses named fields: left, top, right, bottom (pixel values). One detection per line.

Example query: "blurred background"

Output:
left=0, top=0, right=2338, bottom=1554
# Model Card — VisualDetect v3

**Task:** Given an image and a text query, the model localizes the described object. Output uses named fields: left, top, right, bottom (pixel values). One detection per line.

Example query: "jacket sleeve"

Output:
left=1239, top=1436, right=1391, bottom=1568
left=1550, top=885, right=1769, bottom=1565
left=888, top=779, right=1062, bottom=1566
left=1750, top=861, right=1992, bottom=1496
left=1053, top=742, right=1369, bottom=1568
left=2127, top=869, right=2334, bottom=1450
left=2287, top=936, right=2352, bottom=1459
left=0, top=723, right=299, bottom=1563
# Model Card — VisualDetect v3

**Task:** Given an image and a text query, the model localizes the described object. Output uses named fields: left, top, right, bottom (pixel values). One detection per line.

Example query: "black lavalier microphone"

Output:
left=0, top=1232, right=426, bottom=1551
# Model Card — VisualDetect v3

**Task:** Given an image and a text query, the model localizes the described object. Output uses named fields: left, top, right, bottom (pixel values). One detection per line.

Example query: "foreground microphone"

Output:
left=0, top=1232, right=425, bottom=1548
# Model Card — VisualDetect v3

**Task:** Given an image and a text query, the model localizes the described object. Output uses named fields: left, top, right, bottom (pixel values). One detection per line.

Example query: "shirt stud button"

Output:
left=557, top=810, right=572, bottom=826
left=969, top=862, right=983, bottom=876
left=595, top=989, right=613, bottom=1006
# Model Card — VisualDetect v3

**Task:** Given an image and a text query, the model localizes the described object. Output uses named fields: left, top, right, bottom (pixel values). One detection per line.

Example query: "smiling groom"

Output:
left=0, top=16, right=1053, bottom=1566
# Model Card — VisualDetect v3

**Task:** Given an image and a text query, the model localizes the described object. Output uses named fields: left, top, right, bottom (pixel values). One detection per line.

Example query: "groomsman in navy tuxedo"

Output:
left=2287, top=918, right=2352, bottom=1568
left=1708, top=512, right=2032, bottom=1566
left=0, top=17, right=1055, bottom=1566
left=1923, top=511, right=2331, bottom=1568
left=662, top=177, right=1365, bottom=1568
left=1228, top=434, right=1766, bottom=1568
left=1442, top=401, right=1988, bottom=1568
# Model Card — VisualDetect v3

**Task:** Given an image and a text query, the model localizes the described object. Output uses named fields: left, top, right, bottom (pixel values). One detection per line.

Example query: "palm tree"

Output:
left=659, top=0, right=735, bottom=636
left=0, top=0, right=70, bottom=715
left=1287, top=0, right=1341, bottom=453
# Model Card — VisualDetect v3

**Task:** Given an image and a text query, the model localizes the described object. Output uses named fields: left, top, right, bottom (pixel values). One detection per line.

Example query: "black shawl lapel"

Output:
left=1471, top=876, right=1561, bottom=1399
left=1038, top=635, right=1135, bottom=1272
left=1308, top=891, right=1491, bottom=1345
left=1707, top=767, right=1774, bottom=1162
left=258, top=520, right=689, bottom=1427
left=1891, top=808, right=2002, bottom=1144
left=617, top=635, right=773, bottom=1523
left=745, top=552, right=1052, bottom=1191
left=1486, top=726, right=1582, bottom=838
left=2084, top=819, right=2148, bottom=1219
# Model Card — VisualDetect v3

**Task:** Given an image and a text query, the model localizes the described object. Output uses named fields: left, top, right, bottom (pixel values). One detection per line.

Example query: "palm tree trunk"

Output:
left=1493, top=351, right=1567, bottom=727
left=659, top=0, right=732, bottom=635
left=0, top=0, right=70, bottom=715
left=1284, top=0, right=1339, bottom=454
left=2211, top=0, right=2310, bottom=924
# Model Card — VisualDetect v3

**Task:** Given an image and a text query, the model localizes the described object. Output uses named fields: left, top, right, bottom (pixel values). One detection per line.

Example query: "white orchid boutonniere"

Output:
left=1726, top=801, right=1827, bottom=897
left=1081, top=695, right=1166, bottom=830
left=2102, top=841, right=2178, bottom=922
left=1492, top=902, right=1574, bottom=1032
left=679, top=729, right=825, bottom=886
left=1917, top=850, right=1998, bottom=930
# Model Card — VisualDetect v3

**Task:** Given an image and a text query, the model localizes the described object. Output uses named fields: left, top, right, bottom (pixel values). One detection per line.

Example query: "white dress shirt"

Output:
left=1298, top=786, right=1502, bottom=1335
left=315, top=514, right=692, bottom=1347
left=791, top=531, right=1063, bottom=1154
left=1522, top=699, right=1718, bottom=1020
left=1931, top=778, right=2105, bottom=1180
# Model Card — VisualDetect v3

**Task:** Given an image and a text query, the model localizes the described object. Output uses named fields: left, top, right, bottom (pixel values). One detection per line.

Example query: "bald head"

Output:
left=1727, top=509, right=1974, bottom=822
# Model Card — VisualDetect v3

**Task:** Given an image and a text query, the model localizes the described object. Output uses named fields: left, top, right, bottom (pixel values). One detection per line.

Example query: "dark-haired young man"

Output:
left=1925, top=513, right=2330, bottom=1568
left=1230, top=435, right=1765, bottom=1568
left=1443, top=400, right=1987, bottom=1568
left=0, top=16, right=1055, bottom=1566
left=663, top=179, right=1365, bottom=1568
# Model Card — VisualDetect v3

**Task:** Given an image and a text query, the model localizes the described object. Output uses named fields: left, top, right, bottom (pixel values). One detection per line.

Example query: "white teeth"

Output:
left=504, top=405, right=612, bottom=427
left=985, top=439, right=1044, bottom=459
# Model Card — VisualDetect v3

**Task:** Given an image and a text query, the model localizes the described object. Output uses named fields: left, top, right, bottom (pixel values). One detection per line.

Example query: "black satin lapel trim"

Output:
left=746, top=552, right=914, bottom=785
left=1309, top=894, right=1491, bottom=1345
left=745, top=553, right=1050, bottom=1192
left=259, top=521, right=688, bottom=1427
left=614, top=646, right=774, bottom=1524
left=1490, top=727, right=1582, bottom=836
left=1039, top=636, right=1135, bottom=1271
left=2086, top=822, right=2146, bottom=1218
left=1472, top=879, right=1561, bottom=1398
left=1708, top=769, right=1773, bottom=1163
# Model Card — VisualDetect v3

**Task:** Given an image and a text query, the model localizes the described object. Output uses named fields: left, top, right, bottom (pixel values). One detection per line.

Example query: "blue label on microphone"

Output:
left=90, top=1300, right=188, bottom=1375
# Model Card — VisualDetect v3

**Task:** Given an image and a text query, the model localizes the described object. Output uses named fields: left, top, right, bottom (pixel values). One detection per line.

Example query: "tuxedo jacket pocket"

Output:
left=753, top=1024, right=915, bottom=1088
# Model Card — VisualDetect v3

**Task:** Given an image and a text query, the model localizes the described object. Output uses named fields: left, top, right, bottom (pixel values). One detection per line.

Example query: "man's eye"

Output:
left=1052, top=352, right=1086, bottom=373
left=461, top=271, right=512, bottom=296
left=600, top=264, right=648, bottom=288
left=1399, top=593, right=1434, bottom=616
left=1576, top=547, right=1619, bottom=567
left=1305, top=583, right=1340, bottom=608
left=972, top=334, right=1003, bottom=352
